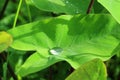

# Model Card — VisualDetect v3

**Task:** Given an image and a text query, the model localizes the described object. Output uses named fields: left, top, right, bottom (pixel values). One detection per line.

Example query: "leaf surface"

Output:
left=66, top=58, right=107, bottom=80
left=31, top=0, right=90, bottom=14
left=17, top=52, right=62, bottom=76
left=98, top=0, right=120, bottom=24
left=0, top=31, right=13, bottom=53
left=8, top=14, right=120, bottom=76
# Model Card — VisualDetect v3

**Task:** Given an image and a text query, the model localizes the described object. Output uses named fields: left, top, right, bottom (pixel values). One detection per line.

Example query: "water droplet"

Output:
left=76, top=10, right=79, bottom=14
left=49, top=47, right=63, bottom=55
left=65, top=1, right=69, bottom=4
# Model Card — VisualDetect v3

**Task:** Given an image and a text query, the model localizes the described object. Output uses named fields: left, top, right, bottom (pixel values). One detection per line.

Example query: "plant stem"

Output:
left=12, top=0, right=17, bottom=3
left=49, top=66, right=53, bottom=80
left=86, top=0, right=94, bottom=14
left=7, top=63, right=18, bottom=80
left=0, top=52, right=18, bottom=80
left=25, top=0, right=32, bottom=22
left=12, top=0, right=23, bottom=28
left=0, top=0, right=10, bottom=19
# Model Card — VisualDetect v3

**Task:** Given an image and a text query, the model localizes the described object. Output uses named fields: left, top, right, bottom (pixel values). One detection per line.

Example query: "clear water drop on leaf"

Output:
left=76, top=10, right=79, bottom=14
left=49, top=47, right=63, bottom=55
left=65, top=1, right=69, bottom=4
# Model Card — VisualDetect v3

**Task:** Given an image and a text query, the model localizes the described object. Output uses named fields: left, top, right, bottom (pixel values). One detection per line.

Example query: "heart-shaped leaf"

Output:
left=8, top=14, right=120, bottom=76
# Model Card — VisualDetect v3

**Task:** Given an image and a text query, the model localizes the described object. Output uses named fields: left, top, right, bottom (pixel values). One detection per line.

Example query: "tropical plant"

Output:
left=0, top=0, right=120, bottom=80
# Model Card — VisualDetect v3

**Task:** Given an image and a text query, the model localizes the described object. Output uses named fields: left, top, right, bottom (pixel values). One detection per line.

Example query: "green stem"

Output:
left=12, top=0, right=23, bottom=28
left=0, top=52, right=18, bottom=80
left=25, top=0, right=32, bottom=22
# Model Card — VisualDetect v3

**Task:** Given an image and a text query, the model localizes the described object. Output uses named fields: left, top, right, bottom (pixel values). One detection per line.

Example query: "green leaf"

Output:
left=17, top=52, right=62, bottom=76
left=8, top=14, right=120, bottom=76
left=93, top=0, right=109, bottom=13
left=0, top=31, right=13, bottom=53
left=31, top=0, right=90, bottom=14
left=98, top=0, right=120, bottom=24
left=65, top=58, right=107, bottom=80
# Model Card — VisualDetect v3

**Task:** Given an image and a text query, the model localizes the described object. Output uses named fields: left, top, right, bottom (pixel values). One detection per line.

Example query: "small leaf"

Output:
left=0, top=31, right=13, bottom=53
left=65, top=58, right=107, bottom=80
left=98, top=0, right=120, bottom=24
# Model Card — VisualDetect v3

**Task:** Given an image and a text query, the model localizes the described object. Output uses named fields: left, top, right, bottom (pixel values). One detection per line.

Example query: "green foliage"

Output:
left=0, top=0, right=120, bottom=80
left=31, top=0, right=90, bottom=14
left=0, top=31, right=13, bottom=53
left=98, top=0, right=120, bottom=24
left=16, top=52, right=62, bottom=76
left=8, top=14, right=120, bottom=77
left=3, top=62, right=7, bottom=80
left=66, top=59, right=107, bottom=80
